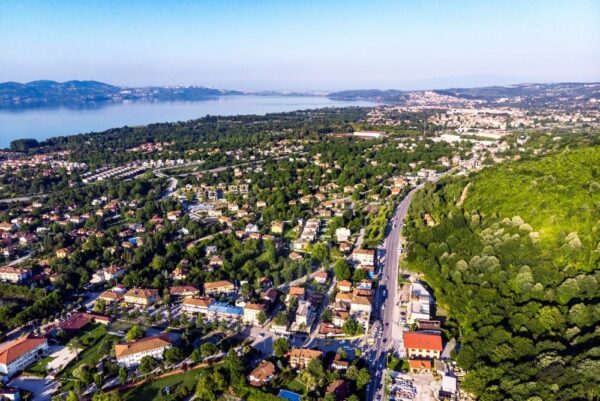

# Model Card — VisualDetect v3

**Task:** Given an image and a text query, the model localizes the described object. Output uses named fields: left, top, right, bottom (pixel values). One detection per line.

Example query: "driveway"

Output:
left=9, top=376, right=59, bottom=401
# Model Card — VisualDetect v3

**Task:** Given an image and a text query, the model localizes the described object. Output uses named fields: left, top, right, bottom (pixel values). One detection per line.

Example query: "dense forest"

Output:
left=404, top=146, right=600, bottom=400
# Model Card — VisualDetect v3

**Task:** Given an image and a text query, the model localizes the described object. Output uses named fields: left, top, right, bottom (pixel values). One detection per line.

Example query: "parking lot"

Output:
left=9, top=376, right=59, bottom=401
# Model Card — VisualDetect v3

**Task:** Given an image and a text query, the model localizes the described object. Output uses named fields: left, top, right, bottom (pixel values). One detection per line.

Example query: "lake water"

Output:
left=0, top=96, right=375, bottom=148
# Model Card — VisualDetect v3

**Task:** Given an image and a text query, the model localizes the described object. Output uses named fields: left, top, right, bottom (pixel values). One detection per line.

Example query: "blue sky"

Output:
left=1, top=0, right=599, bottom=90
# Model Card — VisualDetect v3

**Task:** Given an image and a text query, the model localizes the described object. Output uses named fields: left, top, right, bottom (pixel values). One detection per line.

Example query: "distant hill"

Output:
left=329, top=82, right=600, bottom=109
left=0, top=80, right=243, bottom=109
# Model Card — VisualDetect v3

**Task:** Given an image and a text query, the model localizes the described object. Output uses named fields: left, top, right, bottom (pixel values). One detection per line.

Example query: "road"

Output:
left=368, top=188, right=417, bottom=401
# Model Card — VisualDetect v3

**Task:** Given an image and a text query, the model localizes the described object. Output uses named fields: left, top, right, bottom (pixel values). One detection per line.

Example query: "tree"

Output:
left=273, top=312, right=288, bottom=326
left=224, top=349, right=243, bottom=384
left=200, top=342, right=219, bottom=358
left=164, top=347, right=184, bottom=364
left=68, top=337, right=83, bottom=360
left=66, top=392, right=79, bottom=401
left=118, top=367, right=127, bottom=384
left=93, top=299, right=107, bottom=314
left=257, top=311, right=267, bottom=325
left=321, top=309, right=332, bottom=323
left=126, top=325, right=144, bottom=342
left=273, top=337, right=290, bottom=357
left=356, top=367, right=371, bottom=389
left=139, top=356, right=158, bottom=374
left=333, top=259, right=352, bottom=281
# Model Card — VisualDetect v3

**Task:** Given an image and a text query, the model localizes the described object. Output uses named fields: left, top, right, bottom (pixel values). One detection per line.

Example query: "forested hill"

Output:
left=0, top=80, right=243, bottom=109
left=404, top=146, right=600, bottom=400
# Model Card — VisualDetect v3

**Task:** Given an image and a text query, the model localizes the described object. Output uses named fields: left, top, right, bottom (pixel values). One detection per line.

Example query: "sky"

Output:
left=1, top=0, right=599, bottom=91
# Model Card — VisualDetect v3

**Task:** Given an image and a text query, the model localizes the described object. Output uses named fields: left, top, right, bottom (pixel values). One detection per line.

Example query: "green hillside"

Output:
left=404, top=146, right=600, bottom=401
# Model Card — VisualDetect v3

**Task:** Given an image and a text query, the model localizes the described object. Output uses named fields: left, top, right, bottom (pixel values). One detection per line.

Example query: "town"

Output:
left=0, top=102, right=597, bottom=401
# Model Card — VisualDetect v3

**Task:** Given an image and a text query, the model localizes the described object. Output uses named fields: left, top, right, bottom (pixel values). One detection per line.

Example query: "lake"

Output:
left=0, top=96, right=375, bottom=148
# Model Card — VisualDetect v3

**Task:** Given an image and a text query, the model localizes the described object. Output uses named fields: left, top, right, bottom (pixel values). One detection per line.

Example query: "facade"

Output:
left=114, top=334, right=172, bottom=368
left=90, top=266, right=125, bottom=284
left=407, top=283, right=431, bottom=324
left=124, top=288, right=159, bottom=306
left=243, top=303, right=267, bottom=325
left=0, top=335, right=48, bottom=377
left=0, top=266, right=30, bottom=283
left=403, top=332, right=443, bottom=359
left=182, top=296, right=213, bottom=314
left=204, top=280, right=236, bottom=296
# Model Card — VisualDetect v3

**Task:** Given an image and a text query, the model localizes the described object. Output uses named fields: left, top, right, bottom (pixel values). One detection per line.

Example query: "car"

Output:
left=383, top=338, right=387, bottom=343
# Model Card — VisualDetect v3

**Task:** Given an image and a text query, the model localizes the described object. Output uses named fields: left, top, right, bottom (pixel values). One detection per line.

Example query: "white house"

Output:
left=114, top=334, right=172, bottom=368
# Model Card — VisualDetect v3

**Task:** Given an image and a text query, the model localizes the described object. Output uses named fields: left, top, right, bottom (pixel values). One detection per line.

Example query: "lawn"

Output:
left=283, top=376, right=308, bottom=394
left=58, top=324, right=119, bottom=390
left=25, top=355, right=54, bottom=376
left=123, top=368, right=202, bottom=401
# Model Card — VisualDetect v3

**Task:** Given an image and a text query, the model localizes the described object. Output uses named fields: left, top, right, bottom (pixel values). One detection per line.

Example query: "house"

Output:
left=182, top=297, right=213, bottom=314
left=326, top=379, right=351, bottom=401
left=407, top=283, right=431, bottom=324
left=330, top=354, right=349, bottom=371
left=243, top=303, right=267, bottom=325
left=335, top=227, right=351, bottom=242
left=204, top=280, right=236, bottom=296
left=55, top=248, right=69, bottom=259
left=319, top=322, right=343, bottom=338
left=289, top=348, right=322, bottom=369
left=0, top=222, right=16, bottom=232
left=169, top=285, right=199, bottom=298
left=90, top=266, right=125, bottom=284
left=248, top=360, right=276, bottom=387
left=286, top=286, right=305, bottom=303
left=167, top=211, right=181, bottom=221
left=271, top=221, right=285, bottom=234
left=408, top=358, right=432, bottom=373
left=124, top=288, right=159, bottom=306
left=313, top=271, right=328, bottom=284
left=339, top=241, right=353, bottom=253
left=115, top=333, right=173, bottom=368
left=171, top=267, right=188, bottom=281
left=0, top=266, right=30, bottom=283
left=209, top=255, right=224, bottom=268
left=336, top=280, right=353, bottom=293
left=403, top=332, right=443, bottom=359
left=289, top=251, right=303, bottom=261
left=0, top=335, right=48, bottom=377
left=351, top=248, right=375, bottom=266
left=98, top=290, right=123, bottom=303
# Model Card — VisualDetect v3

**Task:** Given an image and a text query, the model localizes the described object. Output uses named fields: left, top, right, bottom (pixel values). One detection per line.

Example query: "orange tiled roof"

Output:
left=0, top=335, right=47, bottom=365
left=114, top=334, right=171, bottom=358
left=403, top=332, right=443, bottom=351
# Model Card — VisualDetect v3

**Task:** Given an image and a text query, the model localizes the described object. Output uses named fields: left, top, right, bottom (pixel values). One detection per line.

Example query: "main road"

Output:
left=368, top=187, right=417, bottom=401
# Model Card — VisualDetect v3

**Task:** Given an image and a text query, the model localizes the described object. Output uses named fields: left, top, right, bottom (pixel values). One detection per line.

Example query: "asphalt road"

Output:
left=368, top=188, right=417, bottom=401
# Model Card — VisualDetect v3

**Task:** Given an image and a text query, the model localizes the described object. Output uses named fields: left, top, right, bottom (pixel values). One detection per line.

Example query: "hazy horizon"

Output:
left=1, top=0, right=599, bottom=91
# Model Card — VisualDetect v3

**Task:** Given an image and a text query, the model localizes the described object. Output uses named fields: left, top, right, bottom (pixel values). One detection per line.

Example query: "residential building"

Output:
left=243, top=303, right=267, bottom=325
left=337, top=280, right=353, bottom=293
left=0, top=267, right=30, bottom=283
left=407, top=283, right=431, bottom=324
left=169, top=285, right=199, bottom=298
left=335, top=227, right=351, bottom=242
left=204, top=280, right=236, bottom=296
left=124, top=288, right=159, bottom=306
left=115, top=333, right=173, bottom=368
left=403, top=331, right=443, bottom=359
left=289, top=348, right=322, bottom=369
left=313, top=271, right=328, bottom=284
left=0, top=335, right=48, bottom=377
left=351, top=249, right=375, bottom=266
left=182, top=297, right=213, bottom=314
left=248, top=360, right=276, bottom=387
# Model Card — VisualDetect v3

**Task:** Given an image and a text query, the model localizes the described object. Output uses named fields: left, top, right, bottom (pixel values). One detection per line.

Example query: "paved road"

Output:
left=368, top=188, right=417, bottom=401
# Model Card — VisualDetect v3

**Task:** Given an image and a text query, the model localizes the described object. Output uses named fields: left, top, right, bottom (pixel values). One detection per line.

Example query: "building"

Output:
left=335, top=227, right=351, bottom=242
left=403, top=332, right=443, bottom=359
left=124, top=288, right=159, bottom=307
left=336, top=280, right=353, bottom=293
left=351, top=248, right=375, bottom=266
left=114, top=333, right=172, bottom=368
left=407, top=283, right=431, bottom=324
left=408, top=359, right=432, bottom=373
left=169, top=285, right=199, bottom=298
left=204, top=280, right=236, bottom=296
left=289, top=348, right=322, bottom=369
left=313, top=271, right=328, bottom=284
left=90, top=266, right=125, bottom=284
left=98, top=290, right=123, bottom=303
left=271, top=221, right=285, bottom=234
left=182, top=297, right=213, bottom=314
left=326, top=379, right=352, bottom=401
left=0, top=266, right=30, bottom=283
left=243, top=303, right=267, bottom=325
left=0, top=335, right=48, bottom=377
left=247, top=360, right=276, bottom=387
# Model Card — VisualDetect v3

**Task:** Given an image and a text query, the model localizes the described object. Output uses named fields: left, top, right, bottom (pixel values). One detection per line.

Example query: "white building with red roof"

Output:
left=0, top=335, right=48, bottom=377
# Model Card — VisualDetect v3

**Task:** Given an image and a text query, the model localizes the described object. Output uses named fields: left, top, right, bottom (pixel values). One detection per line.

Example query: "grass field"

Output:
left=123, top=368, right=203, bottom=401
left=24, top=355, right=54, bottom=376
